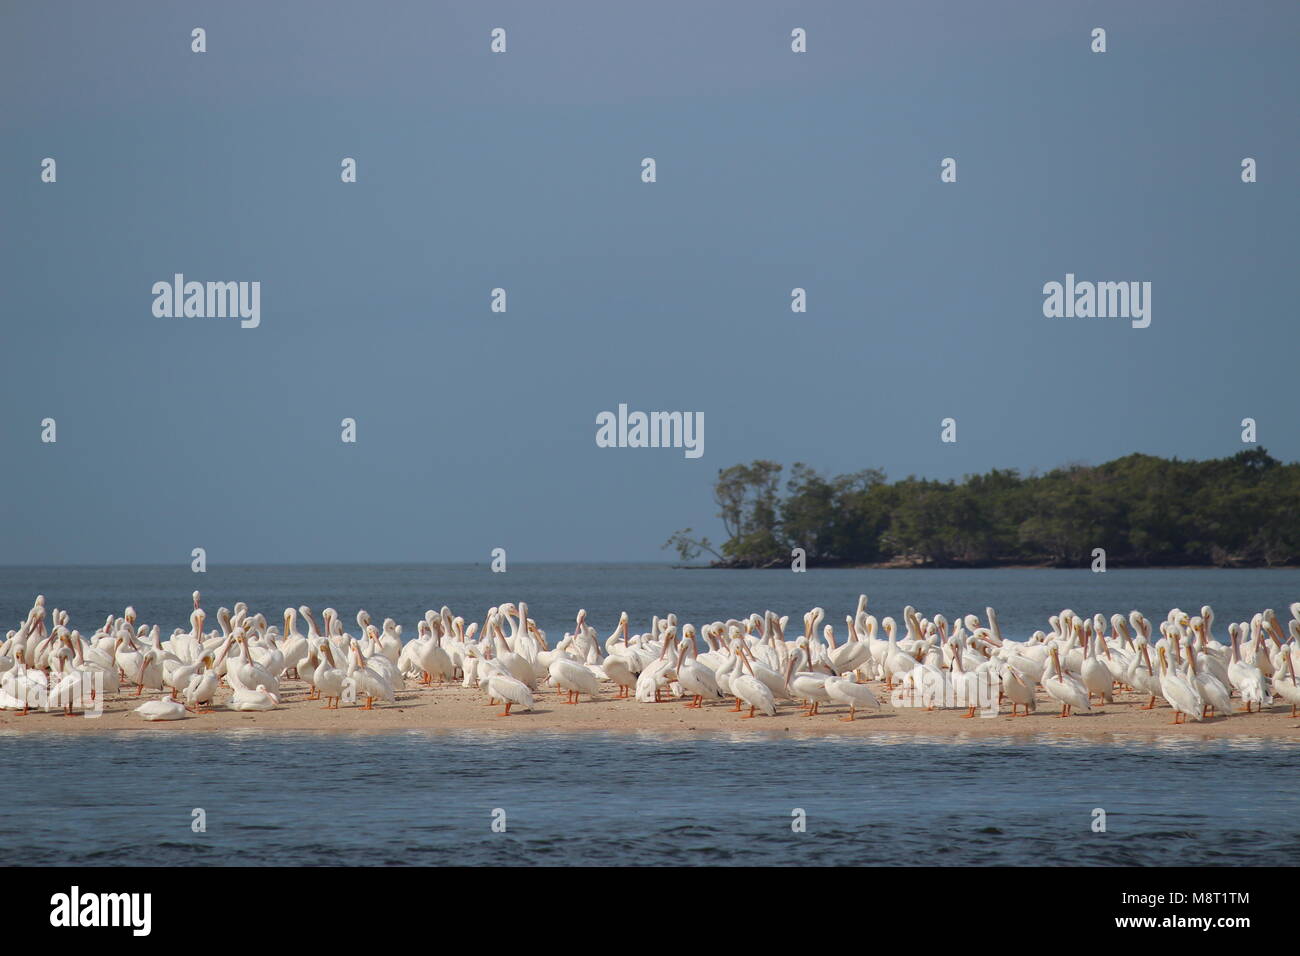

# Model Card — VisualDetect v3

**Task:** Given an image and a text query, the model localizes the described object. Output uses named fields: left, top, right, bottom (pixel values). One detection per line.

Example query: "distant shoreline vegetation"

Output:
left=664, top=449, right=1300, bottom=570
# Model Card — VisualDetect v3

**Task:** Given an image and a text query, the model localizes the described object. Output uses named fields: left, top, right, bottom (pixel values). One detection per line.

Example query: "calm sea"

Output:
left=2, top=564, right=1298, bottom=866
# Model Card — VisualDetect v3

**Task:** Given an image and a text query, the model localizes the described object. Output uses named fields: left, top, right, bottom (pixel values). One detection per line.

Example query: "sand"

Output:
left=3, top=675, right=1298, bottom=740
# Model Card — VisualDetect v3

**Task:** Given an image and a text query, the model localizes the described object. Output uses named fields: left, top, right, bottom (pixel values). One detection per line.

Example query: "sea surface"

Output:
left=1, top=731, right=1296, bottom=866
left=2, top=564, right=1298, bottom=867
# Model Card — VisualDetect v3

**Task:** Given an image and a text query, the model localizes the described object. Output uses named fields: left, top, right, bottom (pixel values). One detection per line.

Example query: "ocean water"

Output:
left=1, top=731, right=1296, bottom=867
left=2, top=564, right=1298, bottom=867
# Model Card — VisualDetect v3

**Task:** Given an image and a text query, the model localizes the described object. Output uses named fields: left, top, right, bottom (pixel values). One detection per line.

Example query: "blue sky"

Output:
left=2, top=1, right=1297, bottom=564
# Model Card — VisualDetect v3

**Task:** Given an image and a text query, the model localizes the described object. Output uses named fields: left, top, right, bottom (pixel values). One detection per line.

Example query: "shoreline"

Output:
left=5, top=678, right=1298, bottom=741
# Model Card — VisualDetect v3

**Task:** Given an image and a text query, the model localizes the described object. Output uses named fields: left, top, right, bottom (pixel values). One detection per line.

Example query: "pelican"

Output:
left=229, top=633, right=280, bottom=696
left=1156, top=646, right=1203, bottom=724
left=1186, top=646, right=1231, bottom=719
left=881, top=617, right=917, bottom=690
left=826, top=620, right=873, bottom=674
left=823, top=674, right=880, bottom=721
left=1080, top=631, right=1113, bottom=704
left=484, top=671, right=534, bottom=716
left=601, top=652, right=637, bottom=699
left=674, top=640, right=721, bottom=708
left=731, top=644, right=776, bottom=718
left=230, top=684, right=280, bottom=711
left=549, top=655, right=600, bottom=704
left=1043, top=647, right=1091, bottom=717
left=134, top=694, right=187, bottom=721
left=164, top=656, right=203, bottom=701
left=0, top=659, right=45, bottom=715
left=1228, top=624, right=1269, bottom=712
left=785, top=657, right=832, bottom=716
left=1000, top=663, right=1036, bottom=717
left=412, top=621, right=454, bottom=685
left=280, top=608, right=309, bottom=678
left=183, top=657, right=218, bottom=713
left=313, top=643, right=347, bottom=709
left=635, top=629, right=679, bottom=703
left=348, top=642, right=396, bottom=710
left=1273, top=654, right=1300, bottom=717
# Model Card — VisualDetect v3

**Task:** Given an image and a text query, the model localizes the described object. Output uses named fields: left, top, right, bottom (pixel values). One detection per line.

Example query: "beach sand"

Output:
left=3, top=676, right=1298, bottom=739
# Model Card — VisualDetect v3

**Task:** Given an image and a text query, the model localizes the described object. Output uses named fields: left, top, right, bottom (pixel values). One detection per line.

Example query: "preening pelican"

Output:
left=1043, top=647, right=1091, bottom=717
left=1000, top=663, right=1036, bottom=717
left=549, top=655, right=600, bottom=704
left=484, top=671, right=534, bottom=716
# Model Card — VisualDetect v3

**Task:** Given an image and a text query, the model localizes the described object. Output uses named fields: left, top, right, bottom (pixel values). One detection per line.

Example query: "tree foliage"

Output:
left=667, top=448, right=1300, bottom=568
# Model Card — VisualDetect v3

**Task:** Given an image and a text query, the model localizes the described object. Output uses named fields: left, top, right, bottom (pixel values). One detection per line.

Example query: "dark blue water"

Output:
left=4, top=563, right=1300, bottom=643
left=1, top=731, right=1296, bottom=866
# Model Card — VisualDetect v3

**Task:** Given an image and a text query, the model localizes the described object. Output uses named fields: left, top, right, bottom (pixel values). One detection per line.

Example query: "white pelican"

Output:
left=1228, top=624, right=1269, bottom=712
left=163, top=655, right=203, bottom=701
left=949, top=642, right=986, bottom=718
left=785, top=657, right=832, bottom=717
left=183, top=657, right=218, bottom=713
left=674, top=640, right=721, bottom=708
left=826, top=620, right=873, bottom=674
left=313, top=643, right=347, bottom=709
left=488, top=611, right=535, bottom=689
left=375, top=619, right=403, bottom=666
left=47, top=649, right=90, bottom=717
left=1128, top=641, right=1163, bottom=710
left=229, top=633, right=280, bottom=696
left=731, top=644, right=776, bottom=718
left=881, top=617, right=918, bottom=690
left=347, top=642, right=396, bottom=710
left=0, top=658, right=46, bottom=715
left=823, top=674, right=880, bottom=721
left=549, top=655, right=600, bottom=704
left=134, top=694, right=187, bottom=721
left=1186, top=646, right=1231, bottom=719
left=635, top=629, right=679, bottom=703
left=484, top=671, right=534, bottom=716
left=280, top=608, right=309, bottom=678
left=230, top=684, right=280, bottom=711
left=1042, top=647, right=1091, bottom=717
left=1000, top=663, right=1036, bottom=717
left=601, top=652, right=637, bottom=699
left=1273, top=654, right=1300, bottom=717
left=1156, top=646, right=1203, bottom=724
left=412, top=621, right=453, bottom=685
left=1080, top=631, right=1113, bottom=704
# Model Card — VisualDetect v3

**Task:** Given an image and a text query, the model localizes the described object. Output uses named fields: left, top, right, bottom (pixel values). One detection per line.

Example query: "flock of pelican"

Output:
left=2, top=590, right=1299, bottom=724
